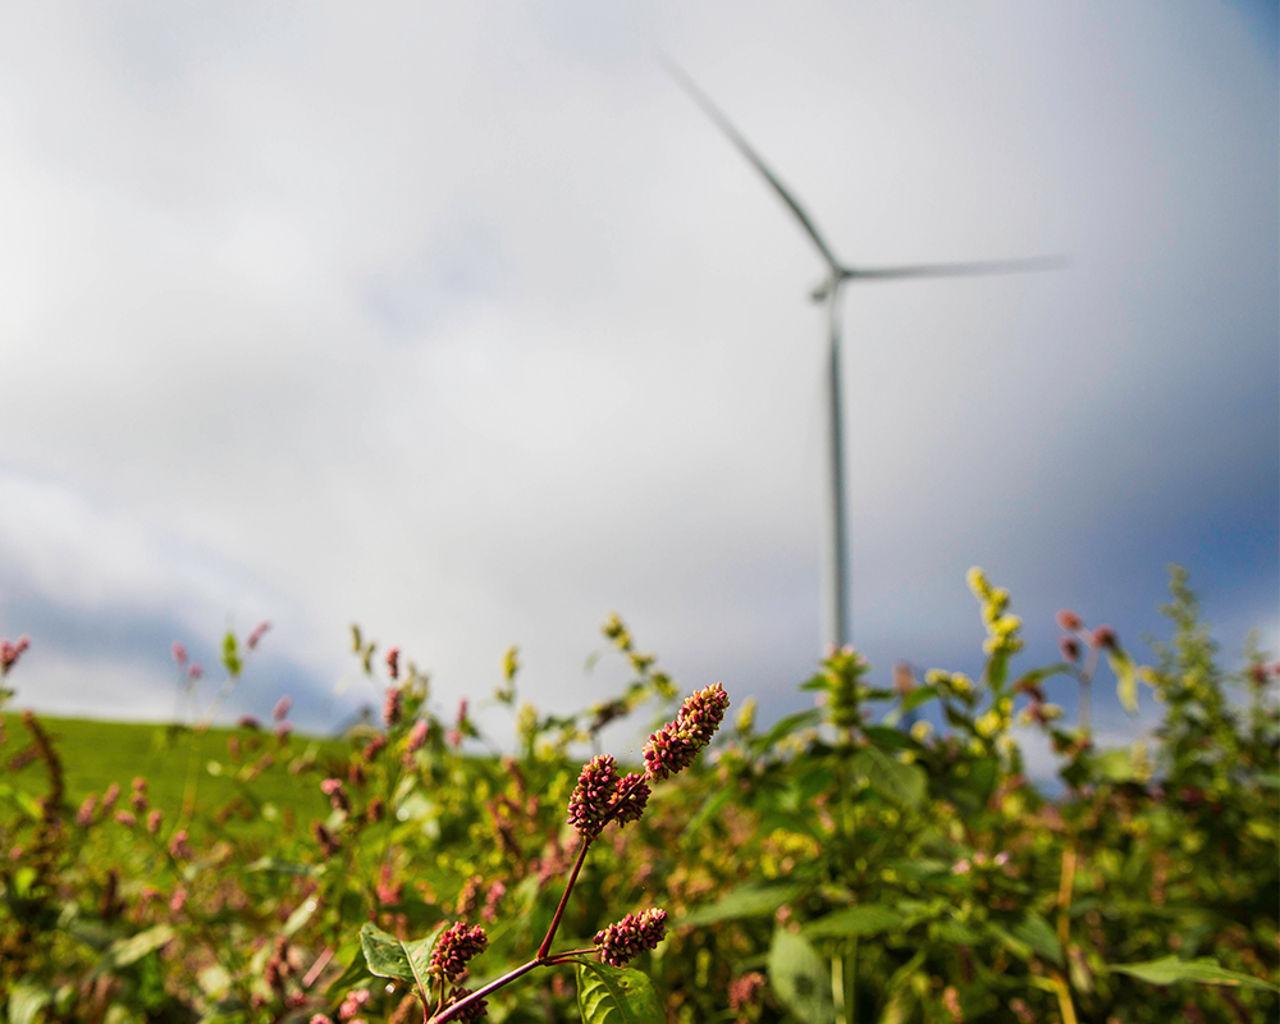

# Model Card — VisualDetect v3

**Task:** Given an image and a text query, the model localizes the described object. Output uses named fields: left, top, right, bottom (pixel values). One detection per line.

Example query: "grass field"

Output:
left=1, top=712, right=350, bottom=840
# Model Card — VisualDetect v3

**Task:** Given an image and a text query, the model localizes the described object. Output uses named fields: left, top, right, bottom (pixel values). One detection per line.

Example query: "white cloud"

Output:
left=0, top=2, right=1273, bottom=734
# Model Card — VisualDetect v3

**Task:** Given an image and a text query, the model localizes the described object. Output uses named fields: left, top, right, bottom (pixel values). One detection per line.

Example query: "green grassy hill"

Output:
left=1, top=712, right=350, bottom=839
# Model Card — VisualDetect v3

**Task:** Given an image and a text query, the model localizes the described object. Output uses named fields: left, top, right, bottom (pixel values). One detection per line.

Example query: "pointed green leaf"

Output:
left=358, top=922, right=441, bottom=1001
left=574, top=960, right=663, bottom=1024
left=1110, top=956, right=1278, bottom=992
left=805, top=904, right=905, bottom=940
left=768, top=930, right=835, bottom=1024
left=1010, top=912, right=1062, bottom=966
left=854, top=747, right=926, bottom=809
left=682, top=882, right=805, bottom=927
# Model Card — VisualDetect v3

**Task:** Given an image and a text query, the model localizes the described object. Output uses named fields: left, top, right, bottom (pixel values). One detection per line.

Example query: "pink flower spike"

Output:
left=171, top=641, right=188, bottom=666
left=429, top=921, right=488, bottom=982
left=247, top=620, right=271, bottom=650
left=187, top=664, right=203, bottom=682
left=594, top=908, right=667, bottom=967
left=385, top=645, right=400, bottom=681
left=642, top=682, right=730, bottom=782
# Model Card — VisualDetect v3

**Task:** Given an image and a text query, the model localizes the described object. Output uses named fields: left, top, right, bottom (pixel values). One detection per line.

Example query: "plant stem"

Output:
left=429, top=957, right=542, bottom=1024
left=537, top=838, right=591, bottom=959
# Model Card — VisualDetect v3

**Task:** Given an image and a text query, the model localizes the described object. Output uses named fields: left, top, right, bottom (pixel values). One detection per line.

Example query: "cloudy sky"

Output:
left=0, top=2, right=1275, bottom=760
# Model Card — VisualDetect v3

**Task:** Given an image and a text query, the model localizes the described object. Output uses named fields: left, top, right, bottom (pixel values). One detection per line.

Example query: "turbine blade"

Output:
left=663, top=57, right=842, bottom=272
left=846, top=255, right=1067, bottom=282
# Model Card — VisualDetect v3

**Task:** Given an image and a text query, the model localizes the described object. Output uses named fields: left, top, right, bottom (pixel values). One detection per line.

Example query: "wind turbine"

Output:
left=666, top=62, right=1063, bottom=650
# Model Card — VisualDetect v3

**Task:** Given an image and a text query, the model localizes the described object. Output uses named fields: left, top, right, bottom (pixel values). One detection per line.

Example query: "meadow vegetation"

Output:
left=0, top=567, right=1276, bottom=1023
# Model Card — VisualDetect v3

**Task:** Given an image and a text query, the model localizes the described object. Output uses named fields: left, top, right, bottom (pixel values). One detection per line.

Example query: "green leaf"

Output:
left=1110, top=956, right=1278, bottom=992
left=358, top=922, right=441, bottom=1001
left=682, top=883, right=804, bottom=927
left=861, top=726, right=914, bottom=752
left=574, top=960, right=663, bottom=1024
left=1009, top=913, right=1062, bottom=966
left=8, top=982, right=51, bottom=1024
left=853, top=747, right=926, bottom=809
left=105, top=925, right=175, bottom=968
left=768, top=930, right=835, bottom=1024
left=1107, top=650, right=1138, bottom=713
left=805, top=904, right=905, bottom=940
left=756, top=709, right=823, bottom=750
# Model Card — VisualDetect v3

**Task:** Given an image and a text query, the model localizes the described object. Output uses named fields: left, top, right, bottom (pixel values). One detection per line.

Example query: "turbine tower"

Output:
left=667, top=63, right=1062, bottom=650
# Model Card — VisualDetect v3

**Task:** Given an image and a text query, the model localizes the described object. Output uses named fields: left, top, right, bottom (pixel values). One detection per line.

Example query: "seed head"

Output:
left=383, top=687, right=402, bottom=727
left=568, top=755, right=618, bottom=838
left=429, top=921, right=488, bottom=982
left=642, top=683, right=729, bottom=782
left=441, top=986, right=487, bottom=1022
left=1056, top=609, right=1082, bottom=632
left=594, top=908, right=667, bottom=967
left=568, top=756, right=650, bottom=839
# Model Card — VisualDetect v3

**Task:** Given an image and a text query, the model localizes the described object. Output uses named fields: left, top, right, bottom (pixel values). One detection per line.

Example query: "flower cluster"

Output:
left=567, top=755, right=650, bottom=839
left=439, top=985, right=486, bottom=1022
left=429, top=921, right=488, bottom=982
left=967, top=567, right=1024, bottom=658
left=642, top=682, right=730, bottom=781
left=593, top=908, right=667, bottom=967
left=1, top=634, right=30, bottom=674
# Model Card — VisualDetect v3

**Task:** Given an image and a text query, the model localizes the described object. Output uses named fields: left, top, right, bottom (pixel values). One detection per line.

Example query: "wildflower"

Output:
left=101, top=782, right=121, bottom=810
left=456, top=876, right=483, bottom=917
left=169, top=886, right=187, bottom=914
left=273, top=695, right=293, bottom=721
left=383, top=686, right=402, bottom=728
left=728, top=972, right=766, bottom=1013
left=76, top=794, right=98, bottom=827
left=385, top=645, right=400, bottom=681
left=481, top=880, right=506, bottom=923
left=362, top=734, right=387, bottom=761
left=1056, top=609, right=1082, bottom=632
left=321, top=778, right=350, bottom=813
left=275, top=721, right=293, bottom=741
left=187, top=664, right=203, bottom=682
left=376, top=863, right=402, bottom=906
left=311, top=1017, right=335, bottom=1024
left=951, top=858, right=971, bottom=875
left=593, top=908, right=667, bottom=967
left=1090, top=625, right=1117, bottom=650
left=169, top=829, right=193, bottom=860
left=115, top=811, right=137, bottom=828
left=1059, top=636, right=1081, bottom=662
left=146, top=809, right=163, bottom=834
left=441, top=986, right=487, bottom=1023
left=171, top=641, right=188, bottom=666
left=238, top=714, right=261, bottom=730
left=568, top=756, right=651, bottom=839
left=642, top=683, right=730, bottom=782
left=339, top=988, right=370, bottom=1021
left=406, top=719, right=429, bottom=755
left=313, top=822, right=341, bottom=857
left=0, top=635, right=30, bottom=673
left=429, top=921, right=488, bottom=982
left=247, top=620, right=271, bottom=650
left=568, top=755, right=619, bottom=839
